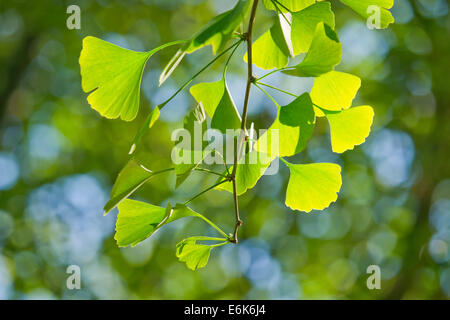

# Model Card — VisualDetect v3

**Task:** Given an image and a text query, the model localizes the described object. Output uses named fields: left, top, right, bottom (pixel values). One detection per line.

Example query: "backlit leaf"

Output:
left=216, top=151, right=272, bottom=195
left=283, top=22, right=342, bottom=77
left=159, top=0, right=251, bottom=85
left=245, top=14, right=293, bottom=70
left=176, top=237, right=213, bottom=270
left=310, top=71, right=361, bottom=114
left=284, top=161, right=342, bottom=212
left=263, top=0, right=315, bottom=12
left=115, top=200, right=203, bottom=247
left=190, top=78, right=241, bottom=133
left=104, top=160, right=154, bottom=215
left=325, top=106, right=374, bottom=153
left=255, top=93, right=315, bottom=158
left=80, top=36, right=154, bottom=121
left=340, top=0, right=394, bottom=29
left=291, top=2, right=335, bottom=55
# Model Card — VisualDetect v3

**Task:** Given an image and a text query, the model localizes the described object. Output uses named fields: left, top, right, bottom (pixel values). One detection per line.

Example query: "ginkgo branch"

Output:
left=230, top=0, right=259, bottom=244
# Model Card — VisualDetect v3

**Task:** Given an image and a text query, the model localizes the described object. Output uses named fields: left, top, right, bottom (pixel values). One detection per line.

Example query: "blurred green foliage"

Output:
left=0, top=0, right=449, bottom=299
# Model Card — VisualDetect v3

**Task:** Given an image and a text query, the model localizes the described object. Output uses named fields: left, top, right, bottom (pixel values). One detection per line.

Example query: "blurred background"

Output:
left=0, top=0, right=449, bottom=299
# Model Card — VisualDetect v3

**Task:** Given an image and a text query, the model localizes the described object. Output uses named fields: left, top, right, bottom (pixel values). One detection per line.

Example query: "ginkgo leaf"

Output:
left=115, top=200, right=204, bottom=247
left=283, top=22, right=342, bottom=77
left=284, top=161, right=342, bottom=212
left=340, top=0, right=394, bottom=29
left=291, top=2, right=335, bottom=55
left=325, top=106, right=374, bottom=153
left=310, top=71, right=361, bottom=114
left=115, top=199, right=167, bottom=247
left=159, top=0, right=251, bottom=85
left=173, top=104, right=209, bottom=188
left=80, top=36, right=168, bottom=121
left=216, top=151, right=272, bottom=195
left=176, top=237, right=214, bottom=270
left=245, top=14, right=293, bottom=70
left=255, top=93, right=315, bottom=158
left=104, top=159, right=154, bottom=215
left=190, top=78, right=241, bottom=133
left=263, top=0, right=315, bottom=12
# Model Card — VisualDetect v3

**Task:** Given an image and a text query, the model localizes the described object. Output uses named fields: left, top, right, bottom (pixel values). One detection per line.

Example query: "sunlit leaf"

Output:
left=80, top=36, right=155, bottom=121
left=104, top=160, right=154, bottom=215
left=284, top=161, right=342, bottom=212
left=115, top=201, right=203, bottom=247
left=263, top=0, right=315, bottom=12
left=310, top=71, right=361, bottom=115
left=255, top=93, right=315, bottom=158
left=176, top=236, right=226, bottom=270
left=340, top=0, right=394, bottom=29
left=173, top=104, right=208, bottom=188
left=283, top=22, right=342, bottom=77
left=216, top=151, right=272, bottom=195
left=190, top=78, right=241, bottom=133
left=245, top=14, right=293, bottom=70
left=291, top=2, right=335, bottom=55
left=115, top=199, right=166, bottom=247
left=159, top=0, right=251, bottom=85
left=325, top=105, right=374, bottom=153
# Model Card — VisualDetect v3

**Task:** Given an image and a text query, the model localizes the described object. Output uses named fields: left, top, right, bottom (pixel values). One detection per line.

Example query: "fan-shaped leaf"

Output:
left=159, top=0, right=251, bottom=85
left=284, top=161, right=342, bottom=212
left=283, top=22, right=342, bottom=77
left=325, top=106, right=374, bottom=153
left=245, top=14, right=293, bottom=70
left=255, top=93, right=315, bottom=158
left=80, top=36, right=156, bottom=121
left=340, top=0, right=394, bottom=29
left=310, top=71, right=361, bottom=116
left=291, top=2, right=335, bottom=55
left=190, top=78, right=241, bottom=133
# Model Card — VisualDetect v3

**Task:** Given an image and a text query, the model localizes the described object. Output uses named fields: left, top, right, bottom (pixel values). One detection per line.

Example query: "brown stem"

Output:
left=230, top=0, right=259, bottom=244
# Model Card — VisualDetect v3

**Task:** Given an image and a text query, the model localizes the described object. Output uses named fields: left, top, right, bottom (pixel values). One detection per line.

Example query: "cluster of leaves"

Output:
left=79, top=0, right=394, bottom=270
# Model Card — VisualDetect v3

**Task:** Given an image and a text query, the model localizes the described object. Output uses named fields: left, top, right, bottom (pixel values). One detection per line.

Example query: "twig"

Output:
left=230, top=0, right=259, bottom=244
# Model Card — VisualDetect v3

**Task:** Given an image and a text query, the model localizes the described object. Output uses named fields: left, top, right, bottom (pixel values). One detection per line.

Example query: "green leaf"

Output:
left=80, top=36, right=167, bottom=121
left=310, top=71, right=361, bottom=116
left=216, top=151, right=272, bottom=195
left=159, top=0, right=251, bottom=85
left=115, top=200, right=203, bottom=247
left=325, top=106, right=374, bottom=153
left=104, top=160, right=154, bottom=215
left=291, top=2, right=335, bottom=55
left=255, top=93, right=315, bottom=158
left=128, top=106, right=161, bottom=154
left=173, top=104, right=209, bottom=188
left=340, top=0, right=394, bottom=29
left=189, top=78, right=241, bottom=133
left=284, top=161, right=342, bottom=212
left=176, top=236, right=227, bottom=270
left=283, top=22, right=342, bottom=77
left=115, top=199, right=166, bottom=247
left=263, top=0, right=315, bottom=12
left=245, top=14, right=293, bottom=70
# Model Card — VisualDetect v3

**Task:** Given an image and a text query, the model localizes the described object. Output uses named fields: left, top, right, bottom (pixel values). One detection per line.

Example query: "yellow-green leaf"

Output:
left=325, top=106, right=374, bottom=153
left=310, top=71, right=361, bottom=115
left=284, top=161, right=342, bottom=212
left=216, top=151, right=272, bottom=195
left=283, top=22, right=342, bottom=77
left=291, top=2, right=335, bottom=55
left=80, top=36, right=153, bottom=121
left=189, top=78, right=241, bottom=133
left=340, top=0, right=394, bottom=29
left=263, top=0, right=315, bottom=12
left=255, top=93, right=315, bottom=158
left=245, top=14, right=292, bottom=70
